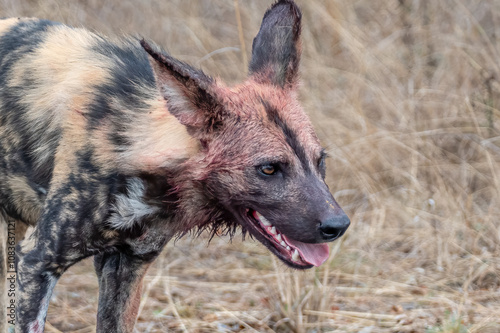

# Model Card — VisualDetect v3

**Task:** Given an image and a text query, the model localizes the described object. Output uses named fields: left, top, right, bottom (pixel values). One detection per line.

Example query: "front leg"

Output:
left=15, top=247, right=59, bottom=333
left=94, top=252, right=157, bottom=333
left=15, top=170, right=118, bottom=332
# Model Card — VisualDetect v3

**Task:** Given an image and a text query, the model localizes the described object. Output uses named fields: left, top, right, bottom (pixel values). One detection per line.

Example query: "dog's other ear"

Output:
left=141, top=40, right=224, bottom=138
left=249, top=0, right=302, bottom=88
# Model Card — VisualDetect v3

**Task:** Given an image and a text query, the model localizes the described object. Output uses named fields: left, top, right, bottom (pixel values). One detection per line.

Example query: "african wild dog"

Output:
left=0, top=0, right=350, bottom=332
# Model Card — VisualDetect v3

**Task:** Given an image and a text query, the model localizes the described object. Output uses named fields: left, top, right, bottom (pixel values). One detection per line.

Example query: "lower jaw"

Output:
left=243, top=212, right=313, bottom=269
left=274, top=251, right=314, bottom=269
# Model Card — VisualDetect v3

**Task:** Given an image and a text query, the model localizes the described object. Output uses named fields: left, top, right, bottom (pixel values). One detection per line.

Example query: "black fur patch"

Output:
left=88, top=38, right=156, bottom=150
left=0, top=19, right=59, bottom=186
left=263, top=102, right=310, bottom=173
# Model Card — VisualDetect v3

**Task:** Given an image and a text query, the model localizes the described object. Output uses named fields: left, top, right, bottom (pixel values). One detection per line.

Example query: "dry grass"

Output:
left=1, top=0, right=500, bottom=332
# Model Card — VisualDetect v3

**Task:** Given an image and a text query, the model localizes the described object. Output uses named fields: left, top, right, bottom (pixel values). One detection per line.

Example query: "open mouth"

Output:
left=243, top=209, right=330, bottom=269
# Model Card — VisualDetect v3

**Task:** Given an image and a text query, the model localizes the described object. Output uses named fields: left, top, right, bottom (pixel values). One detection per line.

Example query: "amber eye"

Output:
left=259, top=164, right=278, bottom=176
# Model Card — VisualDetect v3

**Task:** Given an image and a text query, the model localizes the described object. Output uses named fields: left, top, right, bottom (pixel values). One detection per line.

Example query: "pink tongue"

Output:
left=283, top=235, right=330, bottom=267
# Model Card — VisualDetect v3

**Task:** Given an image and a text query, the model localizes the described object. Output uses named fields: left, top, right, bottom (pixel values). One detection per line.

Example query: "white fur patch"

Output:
left=108, top=178, right=159, bottom=229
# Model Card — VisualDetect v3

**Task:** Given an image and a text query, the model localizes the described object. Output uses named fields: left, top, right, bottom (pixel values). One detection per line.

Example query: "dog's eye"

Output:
left=259, top=164, right=278, bottom=176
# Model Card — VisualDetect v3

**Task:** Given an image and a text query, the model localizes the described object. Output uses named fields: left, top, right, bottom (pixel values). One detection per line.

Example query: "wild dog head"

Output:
left=142, top=0, right=349, bottom=269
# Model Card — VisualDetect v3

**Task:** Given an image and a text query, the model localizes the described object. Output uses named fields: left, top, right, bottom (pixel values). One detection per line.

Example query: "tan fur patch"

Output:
left=7, top=24, right=112, bottom=171
left=15, top=220, right=30, bottom=243
left=102, top=230, right=120, bottom=239
left=89, top=84, right=200, bottom=174
left=18, top=229, right=36, bottom=254
left=117, top=95, right=200, bottom=173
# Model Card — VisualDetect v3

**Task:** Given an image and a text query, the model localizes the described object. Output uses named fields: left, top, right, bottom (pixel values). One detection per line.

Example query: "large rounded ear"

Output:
left=141, top=40, right=225, bottom=138
left=249, top=0, right=302, bottom=88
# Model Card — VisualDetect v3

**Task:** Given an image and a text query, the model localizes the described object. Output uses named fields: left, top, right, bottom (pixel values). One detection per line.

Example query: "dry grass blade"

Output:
left=233, top=0, right=248, bottom=72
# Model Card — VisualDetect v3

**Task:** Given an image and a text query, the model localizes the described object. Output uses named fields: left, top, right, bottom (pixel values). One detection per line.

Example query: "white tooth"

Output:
left=292, top=249, right=300, bottom=261
left=276, top=234, right=282, bottom=242
left=256, top=212, right=271, bottom=226
left=270, top=227, right=277, bottom=235
left=261, top=217, right=272, bottom=226
left=280, top=241, right=287, bottom=247
left=286, top=246, right=291, bottom=251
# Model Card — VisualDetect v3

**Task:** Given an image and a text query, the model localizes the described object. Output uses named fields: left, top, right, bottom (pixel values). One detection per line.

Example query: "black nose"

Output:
left=319, top=215, right=350, bottom=241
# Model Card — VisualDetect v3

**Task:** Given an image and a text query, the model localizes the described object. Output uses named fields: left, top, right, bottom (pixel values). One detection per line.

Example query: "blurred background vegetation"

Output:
left=1, top=0, right=499, bottom=332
